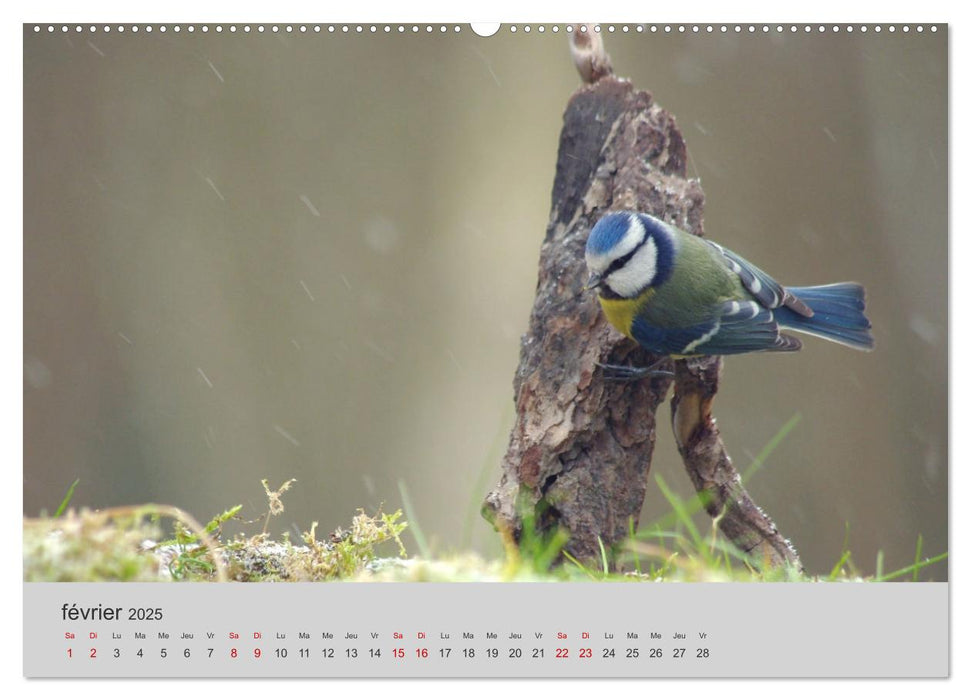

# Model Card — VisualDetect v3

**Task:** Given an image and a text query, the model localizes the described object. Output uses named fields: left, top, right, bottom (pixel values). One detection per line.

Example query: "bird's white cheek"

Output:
left=605, top=238, right=658, bottom=297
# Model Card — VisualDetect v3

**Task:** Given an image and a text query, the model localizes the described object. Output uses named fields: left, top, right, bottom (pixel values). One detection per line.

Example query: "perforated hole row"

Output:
left=31, top=24, right=940, bottom=35
left=557, top=23, right=939, bottom=34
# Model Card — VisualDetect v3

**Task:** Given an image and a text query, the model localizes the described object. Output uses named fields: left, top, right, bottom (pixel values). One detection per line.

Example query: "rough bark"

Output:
left=483, top=47, right=802, bottom=571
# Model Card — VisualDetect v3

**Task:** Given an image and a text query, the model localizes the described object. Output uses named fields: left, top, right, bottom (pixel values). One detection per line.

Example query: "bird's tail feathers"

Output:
left=776, top=283, right=874, bottom=351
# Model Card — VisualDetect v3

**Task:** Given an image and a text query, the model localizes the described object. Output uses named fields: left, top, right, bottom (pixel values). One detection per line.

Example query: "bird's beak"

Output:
left=583, top=272, right=602, bottom=292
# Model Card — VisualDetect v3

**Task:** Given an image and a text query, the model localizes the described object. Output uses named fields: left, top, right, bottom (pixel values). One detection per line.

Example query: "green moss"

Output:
left=23, top=480, right=410, bottom=583
left=24, top=509, right=164, bottom=582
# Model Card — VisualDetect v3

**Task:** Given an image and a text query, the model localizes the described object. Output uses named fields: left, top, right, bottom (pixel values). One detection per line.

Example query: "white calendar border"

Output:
left=6, top=0, right=964, bottom=696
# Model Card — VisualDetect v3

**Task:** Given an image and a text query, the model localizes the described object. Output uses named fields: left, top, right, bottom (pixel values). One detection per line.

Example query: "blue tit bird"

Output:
left=584, top=211, right=873, bottom=359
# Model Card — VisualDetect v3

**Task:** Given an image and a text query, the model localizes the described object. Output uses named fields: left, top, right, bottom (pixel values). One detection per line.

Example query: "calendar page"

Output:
left=22, top=21, right=949, bottom=679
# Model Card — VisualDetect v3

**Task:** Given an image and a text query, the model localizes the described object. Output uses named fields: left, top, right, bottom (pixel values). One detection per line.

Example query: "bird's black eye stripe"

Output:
left=603, top=235, right=648, bottom=278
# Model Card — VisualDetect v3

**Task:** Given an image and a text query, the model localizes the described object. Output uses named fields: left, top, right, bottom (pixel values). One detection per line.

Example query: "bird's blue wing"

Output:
left=630, top=300, right=800, bottom=356
left=704, top=240, right=813, bottom=317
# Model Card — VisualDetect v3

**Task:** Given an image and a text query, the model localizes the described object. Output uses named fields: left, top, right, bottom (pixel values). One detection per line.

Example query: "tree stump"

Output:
left=483, top=44, right=801, bottom=571
left=483, top=74, right=701, bottom=563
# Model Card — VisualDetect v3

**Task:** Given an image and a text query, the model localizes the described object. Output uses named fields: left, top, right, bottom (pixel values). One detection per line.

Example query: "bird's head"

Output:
left=584, top=211, right=675, bottom=299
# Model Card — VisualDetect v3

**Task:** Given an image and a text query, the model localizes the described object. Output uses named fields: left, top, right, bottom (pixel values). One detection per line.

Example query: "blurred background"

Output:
left=24, top=24, right=947, bottom=578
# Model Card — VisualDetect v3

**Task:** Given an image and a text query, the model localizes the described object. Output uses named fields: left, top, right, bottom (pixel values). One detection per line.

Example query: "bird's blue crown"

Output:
left=586, top=212, right=634, bottom=257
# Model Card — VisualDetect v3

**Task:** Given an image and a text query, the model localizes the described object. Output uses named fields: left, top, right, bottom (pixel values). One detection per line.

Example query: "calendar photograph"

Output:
left=23, top=22, right=948, bottom=671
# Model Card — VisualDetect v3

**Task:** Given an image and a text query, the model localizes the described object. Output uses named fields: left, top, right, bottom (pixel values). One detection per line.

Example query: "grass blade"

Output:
left=741, top=413, right=802, bottom=484
left=54, top=478, right=80, bottom=517
left=397, top=479, right=430, bottom=559
left=874, top=552, right=948, bottom=582
left=533, top=527, right=571, bottom=573
left=653, top=474, right=703, bottom=549
left=913, top=534, right=923, bottom=582
left=597, top=536, right=610, bottom=575
left=828, top=550, right=852, bottom=581
left=628, top=516, right=641, bottom=575
left=562, top=551, right=597, bottom=580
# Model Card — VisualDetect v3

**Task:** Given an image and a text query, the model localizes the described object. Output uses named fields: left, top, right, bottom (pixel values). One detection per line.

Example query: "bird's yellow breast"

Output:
left=597, top=287, right=656, bottom=338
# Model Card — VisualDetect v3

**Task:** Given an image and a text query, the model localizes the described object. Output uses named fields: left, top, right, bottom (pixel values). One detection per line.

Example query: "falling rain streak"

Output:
left=273, top=425, right=301, bottom=447
left=196, top=367, right=214, bottom=388
left=207, top=60, right=225, bottom=83
left=204, top=177, right=225, bottom=201
left=299, top=195, right=321, bottom=217
left=299, top=280, right=315, bottom=301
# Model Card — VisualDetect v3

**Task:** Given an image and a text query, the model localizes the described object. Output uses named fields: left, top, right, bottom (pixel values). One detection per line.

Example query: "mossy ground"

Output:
left=22, top=476, right=945, bottom=583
